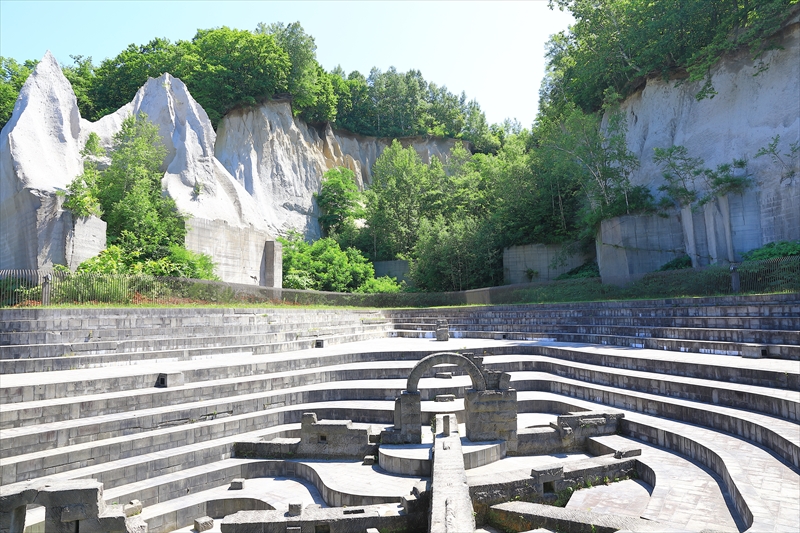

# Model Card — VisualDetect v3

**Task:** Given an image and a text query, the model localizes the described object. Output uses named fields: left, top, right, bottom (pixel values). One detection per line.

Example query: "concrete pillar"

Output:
left=465, top=389, right=518, bottom=452
left=263, top=240, right=282, bottom=288
left=397, top=391, right=422, bottom=444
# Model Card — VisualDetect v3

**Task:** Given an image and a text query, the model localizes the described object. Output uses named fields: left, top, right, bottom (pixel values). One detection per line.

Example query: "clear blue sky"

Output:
left=0, top=0, right=573, bottom=127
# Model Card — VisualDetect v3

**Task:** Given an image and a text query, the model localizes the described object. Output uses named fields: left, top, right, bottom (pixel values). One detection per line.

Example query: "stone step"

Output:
left=3, top=363, right=795, bottom=478
left=512, top=373, right=800, bottom=471
left=515, top=391, right=800, bottom=532
left=0, top=329, right=396, bottom=375
left=0, top=307, right=384, bottom=331
left=0, top=318, right=391, bottom=345
left=392, top=328, right=800, bottom=359
left=383, top=296, right=800, bottom=318
left=392, top=323, right=800, bottom=345
left=391, top=313, right=800, bottom=330
left=378, top=438, right=506, bottom=477
left=0, top=323, right=391, bottom=359
left=4, top=345, right=795, bottom=437
left=0, top=400, right=396, bottom=486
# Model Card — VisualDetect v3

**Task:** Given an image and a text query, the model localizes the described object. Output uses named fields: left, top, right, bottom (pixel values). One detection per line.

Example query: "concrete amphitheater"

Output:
left=0, top=293, right=798, bottom=533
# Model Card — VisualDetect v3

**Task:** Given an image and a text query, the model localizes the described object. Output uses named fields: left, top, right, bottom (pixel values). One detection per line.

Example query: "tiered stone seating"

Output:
left=0, top=294, right=797, bottom=532
left=387, top=294, right=800, bottom=359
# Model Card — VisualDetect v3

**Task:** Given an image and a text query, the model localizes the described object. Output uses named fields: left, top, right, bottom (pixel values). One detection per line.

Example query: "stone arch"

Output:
left=406, top=352, right=486, bottom=393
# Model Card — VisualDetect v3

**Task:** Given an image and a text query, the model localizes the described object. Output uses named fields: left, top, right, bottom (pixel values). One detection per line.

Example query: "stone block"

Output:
left=194, top=515, right=214, bottom=531
left=123, top=500, right=142, bottom=517
left=614, top=448, right=642, bottom=459
left=532, top=465, right=564, bottom=482
left=435, top=328, right=449, bottom=341
left=363, top=455, right=375, bottom=465
left=741, top=343, right=768, bottom=358
left=155, top=372, right=184, bottom=388
left=435, top=394, right=455, bottom=402
left=230, top=478, right=245, bottom=490
left=288, top=503, right=303, bottom=516
left=434, top=372, right=452, bottom=379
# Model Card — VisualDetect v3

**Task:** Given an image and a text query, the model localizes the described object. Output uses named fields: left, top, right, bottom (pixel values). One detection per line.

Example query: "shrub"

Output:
left=555, top=260, right=600, bottom=280
left=657, top=255, right=693, bottom=271
left=741, top=241, right=800, bottom=261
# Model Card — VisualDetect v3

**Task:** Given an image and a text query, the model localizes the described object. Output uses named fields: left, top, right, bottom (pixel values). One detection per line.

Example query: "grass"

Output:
left=3, top=256, right=797, bottom=309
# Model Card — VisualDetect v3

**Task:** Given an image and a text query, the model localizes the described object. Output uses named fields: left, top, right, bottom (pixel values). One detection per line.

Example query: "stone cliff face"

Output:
left=0, top=53, right=460, bottom=278
left=0, top=52, right=100, bottom=270
left=0, top=54, right=272, bottom=272
left=597, top=14, right=800, bottom=284
left=86, top=74, right=271, bottom=235
left=215, top=101, right=464, bottom=239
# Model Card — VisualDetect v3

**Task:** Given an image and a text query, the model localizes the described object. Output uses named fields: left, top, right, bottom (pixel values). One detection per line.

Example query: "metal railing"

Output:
left=1, top=255, right=798, bottom=308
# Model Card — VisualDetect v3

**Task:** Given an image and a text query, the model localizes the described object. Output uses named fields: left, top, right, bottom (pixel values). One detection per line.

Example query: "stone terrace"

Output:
left=0, top=295, right=798, bottom=532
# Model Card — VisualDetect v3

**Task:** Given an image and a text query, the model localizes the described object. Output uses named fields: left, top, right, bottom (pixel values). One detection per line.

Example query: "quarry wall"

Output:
left=214, top=101, right=464, bottom=240
left=597, top=14, right=800, bottom=284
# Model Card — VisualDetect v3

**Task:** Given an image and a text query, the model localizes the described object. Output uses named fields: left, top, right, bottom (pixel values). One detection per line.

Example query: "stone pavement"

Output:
left=591, top=434, right=743, bottom=532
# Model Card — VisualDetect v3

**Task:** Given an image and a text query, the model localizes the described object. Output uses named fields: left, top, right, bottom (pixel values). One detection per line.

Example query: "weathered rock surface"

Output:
left=0, top=56, right=274, bottom=280
left=0, top=51, right=104, bottom=269
left=598, top=14, right=800, bottom=283
left=86, top=74, right=270, bottom=235
left=215, top=100, right=465, bottom=239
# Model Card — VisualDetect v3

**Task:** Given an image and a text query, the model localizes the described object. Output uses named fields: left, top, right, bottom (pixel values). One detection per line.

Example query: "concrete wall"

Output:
left=597, top=190, right=787, bottom=285
left=503, top=243, right=591, bottom=284
left=185, top=218, right=281, bottom=287
left=596, top=213, right=685, bottom=286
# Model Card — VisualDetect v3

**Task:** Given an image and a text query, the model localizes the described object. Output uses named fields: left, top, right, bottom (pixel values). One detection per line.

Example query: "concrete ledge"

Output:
left=489, top=501, right=660, bottom=533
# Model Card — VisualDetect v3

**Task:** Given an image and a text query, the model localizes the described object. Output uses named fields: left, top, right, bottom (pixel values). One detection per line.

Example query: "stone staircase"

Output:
left=386, top=293, right=800, bottom=360
left=0, top=295, right=798, bottom=532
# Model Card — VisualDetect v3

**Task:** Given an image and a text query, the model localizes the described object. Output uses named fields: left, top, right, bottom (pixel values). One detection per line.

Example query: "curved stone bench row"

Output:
left=4, top=356, right=793, bottom=467
left=0, top=323, right=391, bottom=360
left=0, top=401, right=394, bottom=486
left=0, top=318, right=391, bottom=347
left=0, top=307, right=386, bottom=332
left=393, top=314, right=800, bottom=330
left=514, top=374, right=800, bottom=470
left=3, top=348, right=795, bottom=468
left=394, top=328, right=800, bottom=359
left=517, top=391, right=800, bottom=532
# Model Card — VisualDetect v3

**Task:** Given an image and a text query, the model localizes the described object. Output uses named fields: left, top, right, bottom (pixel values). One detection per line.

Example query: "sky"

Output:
left=0, top=0, right=574, bottom=127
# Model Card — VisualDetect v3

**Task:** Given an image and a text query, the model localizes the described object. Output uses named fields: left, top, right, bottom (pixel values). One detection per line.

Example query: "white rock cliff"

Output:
left=0, top=51, right=99, bottom=270
left=215, top=101, right=464, bottom=239
left=597, top=13, right=800, bottom=284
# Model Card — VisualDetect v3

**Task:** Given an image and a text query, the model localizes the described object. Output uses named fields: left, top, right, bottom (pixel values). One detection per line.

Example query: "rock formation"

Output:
left=0, top=51, right=103, bottom=270
left=596, top=13, right=800, bottom=284
left=0, top=52, right=461, bottom=277
left=215, top=100, right=464, bottom=239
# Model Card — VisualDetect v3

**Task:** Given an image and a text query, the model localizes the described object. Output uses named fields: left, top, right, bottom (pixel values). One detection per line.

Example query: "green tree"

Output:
left=255, top=21, right=336, bottom=121
left=187, top=27, right=291, bottom=125
left=363, top=140, right=431, bottom=260
left=279, top=233, right=398, bottom=292
left=95, top=113, right=185, bottom=260
left=410, top=215, right=500, bottom=292
left=0, top=57, right=37, bottom=129
left=316, top=167, right=361, bottom=236
left=62, top=133, right=104, bottom=217
left=62, top=55, right=97, bottom=120
left=90, top=37, right=188, bottom=119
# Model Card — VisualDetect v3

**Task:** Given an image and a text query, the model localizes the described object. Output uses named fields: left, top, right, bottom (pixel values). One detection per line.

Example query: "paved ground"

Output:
left=566, top=479, right=652, bottom=518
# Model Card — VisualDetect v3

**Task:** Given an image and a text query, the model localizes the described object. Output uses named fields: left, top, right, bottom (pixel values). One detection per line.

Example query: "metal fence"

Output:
left=1, top=255, right=798, bottom=308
